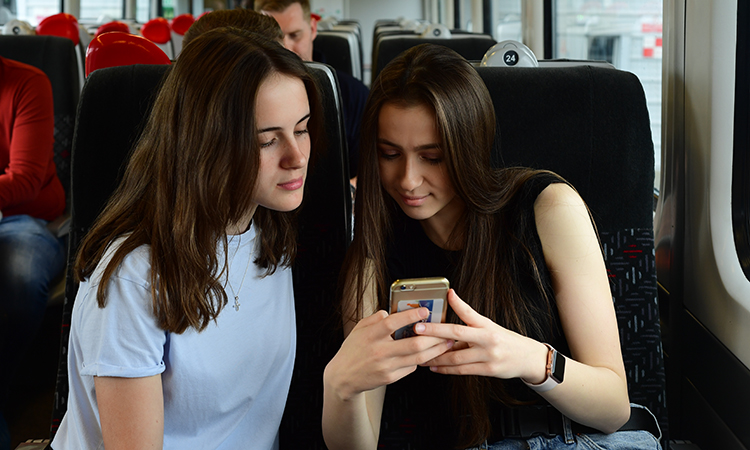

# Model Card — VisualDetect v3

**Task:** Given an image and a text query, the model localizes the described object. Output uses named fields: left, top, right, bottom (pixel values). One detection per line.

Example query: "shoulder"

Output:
left=533, top=183, right=600, bottom=263
left=533, top=182, right=591, bottom=234
left=89, top=238, right=152, bottom=290
left=1, top=58, right=52, bottom=109
left=1, top=57, right=50, bottom=88
left=533, top=182, right=586, bottom=215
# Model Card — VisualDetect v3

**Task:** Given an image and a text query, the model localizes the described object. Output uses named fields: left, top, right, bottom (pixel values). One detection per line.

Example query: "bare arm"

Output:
left=416, top=183, right=629, bottom=433
left=95, top=375, right=164, bottom=450
left=529, top=183, right=630, bottom=432
left=322, top=266, right=453, bottom=450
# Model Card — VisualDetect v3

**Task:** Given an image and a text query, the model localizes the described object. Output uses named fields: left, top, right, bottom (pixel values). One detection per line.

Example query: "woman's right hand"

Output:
left=325, top=307, right=454, bottom=401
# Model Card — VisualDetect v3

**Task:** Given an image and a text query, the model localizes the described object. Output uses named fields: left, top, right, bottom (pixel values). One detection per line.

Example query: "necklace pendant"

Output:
left=233, top=295, right=240, bottom=312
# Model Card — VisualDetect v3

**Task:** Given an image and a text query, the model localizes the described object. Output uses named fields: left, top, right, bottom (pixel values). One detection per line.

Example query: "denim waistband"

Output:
left=489, top=403, right=661, bottom=442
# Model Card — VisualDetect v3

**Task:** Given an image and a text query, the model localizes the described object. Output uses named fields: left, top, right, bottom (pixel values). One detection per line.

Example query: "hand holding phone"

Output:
left=389, top=277, right=450, bottom=339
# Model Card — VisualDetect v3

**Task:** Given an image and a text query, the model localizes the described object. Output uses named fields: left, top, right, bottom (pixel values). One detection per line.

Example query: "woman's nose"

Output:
left=399, top=158, right=422, bottom=192
left=281, top=137, right=308, bottom=169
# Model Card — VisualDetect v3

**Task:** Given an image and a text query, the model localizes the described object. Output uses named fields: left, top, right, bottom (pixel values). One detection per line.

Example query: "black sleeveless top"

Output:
left=380, top=172, right=570, bottom=449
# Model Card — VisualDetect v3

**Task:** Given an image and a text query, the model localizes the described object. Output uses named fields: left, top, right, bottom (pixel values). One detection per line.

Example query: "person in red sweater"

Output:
left=0, top=56, right=66, bottom=450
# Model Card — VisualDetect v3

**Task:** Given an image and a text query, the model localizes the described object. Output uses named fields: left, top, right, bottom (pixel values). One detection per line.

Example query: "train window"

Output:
left=455, top=0, right=521, bottom=38
left=456, top=0, right=474, bottom=31
left=7, top=0, right=60, bottom=25
left=161, top=0, right=174, bottom=19
left=492, top=0, right=521, bottom=41
left=79, top=0, right=122, bottom=21
left=734, top=0, right=750, bottom=280
left=552, top=0, right=663, bottom=190
left=136, top=0, right=149, bottom=22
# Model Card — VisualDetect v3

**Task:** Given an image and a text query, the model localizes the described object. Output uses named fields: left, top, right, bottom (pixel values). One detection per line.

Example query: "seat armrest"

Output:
left=46, top=212, right=70, bottom=237
left=15, top=439, right=50, bottom=449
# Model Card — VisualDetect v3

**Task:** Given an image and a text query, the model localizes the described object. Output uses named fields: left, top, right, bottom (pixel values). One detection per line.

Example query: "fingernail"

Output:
left=418, top=307, right=429, bottom=318
left=430, top=366, right=438, bottom=372
left=446, top=340, right=454, bottom=349
left=414, top=323, right=426, bottom=333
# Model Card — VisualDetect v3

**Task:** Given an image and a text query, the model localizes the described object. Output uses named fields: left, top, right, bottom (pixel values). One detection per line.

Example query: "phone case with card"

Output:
left=389, top=277, right=450, bottom=339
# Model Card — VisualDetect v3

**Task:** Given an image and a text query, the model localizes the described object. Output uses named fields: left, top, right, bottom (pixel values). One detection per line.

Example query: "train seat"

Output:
left=480, top=40, right=539, bottom=67
left=84, top=31, right=171, bottom=77
left=315, top=18, right=363, bottom=81
left=140, top=17, right=174, bottom=60
left=315, top=30, right=362, bottom=80
left=94, top=20, right=129, bottom=36
left=169, top=13, right=195, bottom=59
left=372, top=31, right=496, bottom=81
left=1, top=19, right=34, bottom=36
left=33, top=13, right=86, bottom=92
left=46, top=60, right=350, bottom=449
left=336, top=20, right=364, bottom=57
left=477, top=64, right=667, bottom=443
left=334, top=20, right=364, bottom=80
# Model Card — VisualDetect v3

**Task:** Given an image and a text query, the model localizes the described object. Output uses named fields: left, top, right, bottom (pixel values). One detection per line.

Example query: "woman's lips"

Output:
left=401, top=194, right=427, bottom=207
left=279, top=177, right=304, bottom=190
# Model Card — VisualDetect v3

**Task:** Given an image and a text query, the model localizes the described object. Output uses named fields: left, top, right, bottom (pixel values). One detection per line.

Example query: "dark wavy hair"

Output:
left=75, top=27, right=324, bottom=334
left=342, top=43, right=562, bottom=447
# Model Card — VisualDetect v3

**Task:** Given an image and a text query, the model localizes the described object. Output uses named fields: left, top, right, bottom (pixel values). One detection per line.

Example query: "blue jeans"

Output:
left=0, top=214, right=66, bottom=413
left=467, top=404, right=662, bottom=450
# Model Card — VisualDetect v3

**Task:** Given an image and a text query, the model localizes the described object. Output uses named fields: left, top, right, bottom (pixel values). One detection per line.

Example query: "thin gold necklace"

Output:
left=226, top=235, right=251, bottom=312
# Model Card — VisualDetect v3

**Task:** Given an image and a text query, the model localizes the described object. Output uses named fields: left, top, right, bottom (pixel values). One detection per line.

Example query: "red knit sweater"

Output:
left=0, top=56, right=65, bottom=221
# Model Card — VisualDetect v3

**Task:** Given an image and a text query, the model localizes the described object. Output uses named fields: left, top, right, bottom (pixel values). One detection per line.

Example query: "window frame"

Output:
left=733, top=0, right=750, bottom=280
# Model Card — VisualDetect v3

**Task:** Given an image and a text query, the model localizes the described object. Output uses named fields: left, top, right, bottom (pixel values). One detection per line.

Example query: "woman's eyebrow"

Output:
left=377, top=138, right=440, bottom=151
left=258, top=113, right=311, bottom=133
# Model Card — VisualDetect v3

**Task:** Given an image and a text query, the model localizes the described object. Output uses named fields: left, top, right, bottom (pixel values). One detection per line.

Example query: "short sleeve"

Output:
left=72, top=245, right=167, bottom=378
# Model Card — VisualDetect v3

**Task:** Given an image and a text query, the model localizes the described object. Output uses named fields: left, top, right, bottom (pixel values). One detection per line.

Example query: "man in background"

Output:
left=254, top=0, right=369, bottom=182
left=0, top=55, right=66, bottom=450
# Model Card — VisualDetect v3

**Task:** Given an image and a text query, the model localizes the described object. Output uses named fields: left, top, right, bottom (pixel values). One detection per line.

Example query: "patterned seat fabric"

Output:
left=602, top=228, right=666, bottom=431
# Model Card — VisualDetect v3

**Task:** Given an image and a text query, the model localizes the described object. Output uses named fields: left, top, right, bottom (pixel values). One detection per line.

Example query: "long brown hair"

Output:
left=75, top=27, right=324, bottom=334
left=343, top=43, right=561, bottom=447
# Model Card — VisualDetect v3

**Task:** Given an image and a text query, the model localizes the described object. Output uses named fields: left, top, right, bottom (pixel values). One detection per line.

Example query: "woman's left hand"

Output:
left=414, top=289, right=548, bottom=382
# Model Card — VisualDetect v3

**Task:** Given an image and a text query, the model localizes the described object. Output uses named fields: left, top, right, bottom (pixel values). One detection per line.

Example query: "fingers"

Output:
left=397, top=338, right=455, bottom=368
left=354, top=309, right=389, bottom=329
left=352, top=307, right=453, bottom=359
left=429, top=362, right=493, bottom=376
left=354, top=306, right=426, bottom=335
left=421, top=345, right=483, bottom=368
left=412, top=320, right=479, bottom=343
left=380, top=306, right=430, bottom=336
left=447, top=289, right=489, bottom=328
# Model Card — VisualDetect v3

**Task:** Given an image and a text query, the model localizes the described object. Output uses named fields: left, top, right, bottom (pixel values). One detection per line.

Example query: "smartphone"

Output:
left=389, top=277, right=450, bottom=339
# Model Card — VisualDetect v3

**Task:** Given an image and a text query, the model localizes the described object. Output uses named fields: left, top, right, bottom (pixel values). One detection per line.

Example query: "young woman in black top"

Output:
left=322, top=44, right=660, bottom=449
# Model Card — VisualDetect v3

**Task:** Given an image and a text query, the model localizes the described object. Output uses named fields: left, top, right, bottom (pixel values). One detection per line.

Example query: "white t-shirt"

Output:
left=52, top=225, right=296, bottom=449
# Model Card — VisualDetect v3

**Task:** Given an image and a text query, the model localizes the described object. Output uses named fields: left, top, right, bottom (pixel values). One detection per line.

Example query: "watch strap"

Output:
left=523, top=343, right=564, bottom=393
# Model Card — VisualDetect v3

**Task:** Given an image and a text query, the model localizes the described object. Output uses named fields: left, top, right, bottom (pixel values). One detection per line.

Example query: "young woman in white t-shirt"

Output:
left=52, top=27, right=324, bottom=450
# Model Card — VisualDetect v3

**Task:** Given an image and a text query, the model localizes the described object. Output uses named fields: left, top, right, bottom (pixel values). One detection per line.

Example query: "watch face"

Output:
left=551, top=351, right=566, bottom=383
